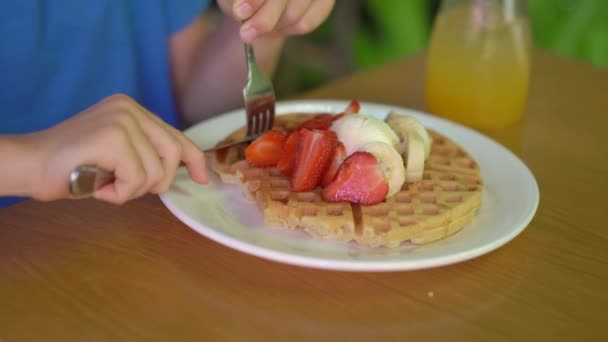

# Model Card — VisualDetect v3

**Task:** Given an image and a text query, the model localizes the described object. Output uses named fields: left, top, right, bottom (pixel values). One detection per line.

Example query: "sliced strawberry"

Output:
left=321, top=142, right=347, bottom=186
left=244, top=130, right=286, bottom=167
left=313, top=113, right=334, bottom=121
left=296, top=118, right=331, bottom=131
left=322, top=152, right=388, bottom=205
left=276, top=130, right=299, bottom=176
left=331, top=100, right=362, bottom=123
left=331, top=113, right=346, bottom=122
left=344, top=99, right=361, bottom=114
left=291, top=128, right=336, bottom=192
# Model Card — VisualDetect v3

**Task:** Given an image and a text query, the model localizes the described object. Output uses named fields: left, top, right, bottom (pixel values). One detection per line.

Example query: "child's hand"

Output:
left=217, top=0, right=335, bottom=42
left=28, top=94, right=207, bottom=204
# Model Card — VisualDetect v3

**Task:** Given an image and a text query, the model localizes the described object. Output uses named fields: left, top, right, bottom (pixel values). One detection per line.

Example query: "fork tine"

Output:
left=264, top=110, right=271, bottom=132
left=259, top=112, right=264, bottom=133
left=268, top=108, right=275, bottom=130
left=243, top=43, right=276, bottom=137
left=256, top=113, right=263, bottom=134
left=246, top=110, right=254, bottom=136
left=259, top=112, right=267, bottom=134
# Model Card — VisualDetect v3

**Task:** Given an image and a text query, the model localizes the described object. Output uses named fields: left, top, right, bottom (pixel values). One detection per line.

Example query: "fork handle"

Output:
left=243, top=43, right=263, bottom=81
left=244, top=43, right=255, bottom=65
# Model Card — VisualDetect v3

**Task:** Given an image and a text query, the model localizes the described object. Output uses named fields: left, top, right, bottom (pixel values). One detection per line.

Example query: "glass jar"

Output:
left=425, top=0, right=532, bottom=130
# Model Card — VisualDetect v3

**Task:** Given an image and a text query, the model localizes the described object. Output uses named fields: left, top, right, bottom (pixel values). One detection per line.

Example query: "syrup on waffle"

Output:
left=208, top=113, right=483, bottom=247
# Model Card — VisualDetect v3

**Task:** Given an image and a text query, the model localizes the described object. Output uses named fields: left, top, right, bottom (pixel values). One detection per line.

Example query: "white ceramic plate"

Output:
left=160, top=100, right=539, bottom=272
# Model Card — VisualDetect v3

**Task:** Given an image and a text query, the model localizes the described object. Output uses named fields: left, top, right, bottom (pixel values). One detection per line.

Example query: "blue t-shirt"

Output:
left=0, top=0, right=211, bottom=208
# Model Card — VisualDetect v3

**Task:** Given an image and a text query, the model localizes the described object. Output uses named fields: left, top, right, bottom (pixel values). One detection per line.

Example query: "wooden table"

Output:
left=1, top=51, right=607, bottom=341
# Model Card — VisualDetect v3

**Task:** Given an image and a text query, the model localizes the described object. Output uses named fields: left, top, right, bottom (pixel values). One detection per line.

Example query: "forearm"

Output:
left=0, top=136, right=38, bottom=197
left=181, top=16, right=285, bottom=126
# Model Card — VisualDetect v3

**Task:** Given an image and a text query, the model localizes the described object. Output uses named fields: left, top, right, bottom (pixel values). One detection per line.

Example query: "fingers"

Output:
left=114, top=111, right=167, bottom=197
left=143, top=124, right=183, bottom=194
left=33, top=93, right=207, bottom=205
left=232, top=0, right=265, bottom=20
left=276, top=0, right=313, bottom=30
left=126, top=100, right=208, bottom=188
left=169, top=125, right=208, bottom=184
left=282, top=0, right=335, bottom=35
left=162, top=124, right=209, bottom=186
left=124, top=109, right=185, bottom=194
left=233, top=0, right=334, bottom=41
left=92, top=124, right=146, bottom=205
left=93, top=95, right=208, bottom=203
left=138, top=116, right=208, bottom=193
left=239, top=0, right=289, bottom=42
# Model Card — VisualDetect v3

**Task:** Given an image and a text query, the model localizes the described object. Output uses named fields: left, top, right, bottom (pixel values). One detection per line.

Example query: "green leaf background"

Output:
left=275, top=0, right=608, bottom=96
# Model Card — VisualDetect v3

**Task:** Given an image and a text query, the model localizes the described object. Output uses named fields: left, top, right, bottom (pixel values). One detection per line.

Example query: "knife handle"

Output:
left=69, top=165, right=115, bottom=198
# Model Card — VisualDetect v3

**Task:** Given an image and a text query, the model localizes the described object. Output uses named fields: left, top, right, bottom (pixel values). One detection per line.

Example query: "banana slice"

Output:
left=385, top=111, right=432, bottom=159
left=404, top=130, right=426, bottom=183
left=331, top=113, right=400, bottom=156
left=357, top=141, right=405, bottom=197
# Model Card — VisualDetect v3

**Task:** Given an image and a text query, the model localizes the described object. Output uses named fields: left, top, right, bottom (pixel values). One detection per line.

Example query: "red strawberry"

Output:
left=313, top=113, right=334, bottom=121
left=321, top=142, right=347, bottom=186
left=276, top=131, right=299, bottom=176
left=291, top=128, right=336, bottom=192
left=331, top=100, right=361, bottom=123
left=296, top=118, right=331, bottom=131
left=332, top=113, right=346, bottom=122
left=322, top=152, right=388, bottom=205
left=344, top=99, right=361, bottom=114
left=244, top=130, right=286, bottom=167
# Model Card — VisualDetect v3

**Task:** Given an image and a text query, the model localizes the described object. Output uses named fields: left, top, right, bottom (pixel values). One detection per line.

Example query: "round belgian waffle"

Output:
left=207, top=113, right=483, bottom=248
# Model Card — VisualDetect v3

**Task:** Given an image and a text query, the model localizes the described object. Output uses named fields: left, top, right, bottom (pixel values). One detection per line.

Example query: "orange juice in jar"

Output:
left=425, top=0, right=532, bottom=130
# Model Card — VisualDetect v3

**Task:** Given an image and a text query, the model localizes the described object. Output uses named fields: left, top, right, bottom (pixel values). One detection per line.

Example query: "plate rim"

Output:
left=160, top=99, right=540, bottom=272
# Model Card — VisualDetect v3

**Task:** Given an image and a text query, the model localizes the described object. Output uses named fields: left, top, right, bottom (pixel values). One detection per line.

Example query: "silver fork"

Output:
left=243, top=43, right=276, bottom=136
left=206, top=43, right=276, bottom=152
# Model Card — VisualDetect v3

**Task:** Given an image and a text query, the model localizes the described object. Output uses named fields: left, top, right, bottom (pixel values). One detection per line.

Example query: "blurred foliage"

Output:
left=353, top=0, right=432, bottom=69
left=529, top=0, right=608, bottom=67
left=352, top=0, right=608, bottom=68
left=274, top=0, right=608, bottom=97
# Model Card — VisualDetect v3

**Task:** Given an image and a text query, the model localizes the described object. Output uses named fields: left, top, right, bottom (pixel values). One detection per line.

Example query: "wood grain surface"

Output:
left=1, top=50, right=607, bottom=341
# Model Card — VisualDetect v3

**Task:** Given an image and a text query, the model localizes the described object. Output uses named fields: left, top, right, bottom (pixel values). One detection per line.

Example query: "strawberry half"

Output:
left=276, top=130, right=299, bottom=176
left=296, top=118, right=332, bottom=131
left=291, top=128, right=336, bottom=192
left=321, top=141, right=347, bottom=186
left=245, top=130, right=286, bottom=167
left=322, top=152, right=388, bottom=205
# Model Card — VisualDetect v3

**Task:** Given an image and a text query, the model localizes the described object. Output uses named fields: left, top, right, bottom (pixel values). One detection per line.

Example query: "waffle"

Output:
left=208, top=113, right=483, bottom=248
